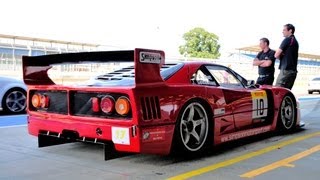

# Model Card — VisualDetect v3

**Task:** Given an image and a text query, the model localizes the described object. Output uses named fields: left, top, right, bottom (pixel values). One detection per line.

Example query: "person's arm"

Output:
left=259, top=60, right=272, bottom=67
left=253, top=58, right=265, bottom=66
left=274, top=49, right=283, bottom=59
left=261, top=50, right=275, bottom=67
left=253, top=52, right=263, bottom=66
left=275, top=38, right=289, bottom=59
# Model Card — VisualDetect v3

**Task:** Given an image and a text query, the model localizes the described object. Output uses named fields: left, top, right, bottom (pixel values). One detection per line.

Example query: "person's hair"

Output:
left=260, top=37, right=270, bottom=46
left=284, top=23, right=295, bottom=34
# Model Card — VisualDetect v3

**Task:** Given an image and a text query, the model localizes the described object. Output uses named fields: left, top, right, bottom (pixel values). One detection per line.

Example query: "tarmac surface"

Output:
left=0, top=95, right=320, bottom=180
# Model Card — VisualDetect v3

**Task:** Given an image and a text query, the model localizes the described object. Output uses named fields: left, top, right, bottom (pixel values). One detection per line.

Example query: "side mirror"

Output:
left=247, top=80, right=255, bottom=86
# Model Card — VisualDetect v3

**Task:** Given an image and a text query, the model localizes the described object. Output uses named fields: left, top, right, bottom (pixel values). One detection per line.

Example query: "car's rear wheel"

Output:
left=2, top=88, right=27, bottom=114
left=173, top=100, right=211, bottom=154
left=277, top=95, right=296, bottom=132
left=308, top=90, right=313, bottom=94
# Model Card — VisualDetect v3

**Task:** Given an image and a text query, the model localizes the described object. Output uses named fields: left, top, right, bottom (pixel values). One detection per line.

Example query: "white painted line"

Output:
left=0, top=114, right=27, bottom=118
left=0, top=124, right=27, bottom=129
left=298, top=95, right=320, bottom=99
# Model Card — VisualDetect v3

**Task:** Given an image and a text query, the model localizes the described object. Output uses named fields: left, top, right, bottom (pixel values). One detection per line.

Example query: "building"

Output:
left=0, top=34, right=99, bottom=72
left=237, top=45, right=320, bottom=67
left=225, top=46, right=320, bottom=93
left=1, top=34, right=319, bottom=93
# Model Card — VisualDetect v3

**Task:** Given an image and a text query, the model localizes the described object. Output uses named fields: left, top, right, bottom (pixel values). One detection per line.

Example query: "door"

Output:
left=191, top=66, right=235, bottom=135
left=204, top=65, right=267, bottom=131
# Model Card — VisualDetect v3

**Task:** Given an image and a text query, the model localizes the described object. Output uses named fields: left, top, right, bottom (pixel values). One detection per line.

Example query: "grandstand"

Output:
left=185, top=46, right=320, bottom=94
left=1, top=34, right=319, bottom=93
left=0, top=34, right=99, bottom=72
left=238, top=45, right=320, bottom=66
left=230, top=45, right=320, bottom=94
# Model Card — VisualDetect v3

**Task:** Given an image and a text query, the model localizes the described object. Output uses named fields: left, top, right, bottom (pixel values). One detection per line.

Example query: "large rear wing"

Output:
left=22, top=48, right=165, bottom=85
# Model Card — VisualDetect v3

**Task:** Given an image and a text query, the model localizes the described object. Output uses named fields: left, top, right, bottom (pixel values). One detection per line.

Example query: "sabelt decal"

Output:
left=139, top=51, right=162, bottom=64
left=111, top=127, right=130, bottom=145
left=221, top=126, right=271, bottom=142
left=142, top=127, right=166, bottom=142
left=214, top=108, right=225, bottom=115
left=251, top=90, right=268, bottom=119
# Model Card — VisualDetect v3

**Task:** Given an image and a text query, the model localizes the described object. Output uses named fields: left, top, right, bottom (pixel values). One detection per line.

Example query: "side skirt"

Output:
left=220, top=125, right=273, bottom=143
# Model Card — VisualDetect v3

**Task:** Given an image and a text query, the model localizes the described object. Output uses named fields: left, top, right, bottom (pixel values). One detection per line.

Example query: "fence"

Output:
left=1, top=49, right=319, bottom=95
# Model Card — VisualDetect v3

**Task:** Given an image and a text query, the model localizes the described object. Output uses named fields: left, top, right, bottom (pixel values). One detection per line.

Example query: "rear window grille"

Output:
left=96, top=63, right=179, bottom=81
left=140, top=96, right=161, bottom=120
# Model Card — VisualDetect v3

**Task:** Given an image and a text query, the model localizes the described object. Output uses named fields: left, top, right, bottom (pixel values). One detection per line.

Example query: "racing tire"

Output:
left=308, top=90, right=313, bottom=94
left=277, top=94, right=297, bottom=132
left=1, top=88, right=27, bottom=114
left=172, top=100, right=212, bottom=155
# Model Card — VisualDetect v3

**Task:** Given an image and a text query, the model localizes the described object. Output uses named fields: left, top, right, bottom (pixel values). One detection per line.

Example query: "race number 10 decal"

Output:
left=251, top=91, right=268, bottom=119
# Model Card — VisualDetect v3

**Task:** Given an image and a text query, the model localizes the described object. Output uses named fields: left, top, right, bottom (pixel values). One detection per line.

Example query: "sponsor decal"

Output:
left=139, top=51, right=162, bottom=64
left=142, top=127, right=166, bottom=142
left=197, top=80, right=216, bottom=86
left=111, top=127, right=130, bottom=145
left=143, top=131, right=150, bottom=140
left=251, top=90, right=268, bottom=119
left=214, top=108, right=225, bottom=115
left=221, top=126, right=271, bottom=142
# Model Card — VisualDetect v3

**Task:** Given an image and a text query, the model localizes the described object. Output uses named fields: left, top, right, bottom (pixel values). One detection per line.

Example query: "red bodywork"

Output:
left=23, top=48, right=301, bottom=155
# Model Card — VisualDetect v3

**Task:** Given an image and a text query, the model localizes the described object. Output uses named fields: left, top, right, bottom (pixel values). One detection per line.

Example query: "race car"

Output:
left=23, top=48, right=303, bottom=159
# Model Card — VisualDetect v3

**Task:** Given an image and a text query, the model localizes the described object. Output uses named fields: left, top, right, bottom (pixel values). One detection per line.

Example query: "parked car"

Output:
left=308, top=77, right=320, bottom=94
left=0, top=76, right=27, bottom=114
left=23, top=49, right=304, bottom=159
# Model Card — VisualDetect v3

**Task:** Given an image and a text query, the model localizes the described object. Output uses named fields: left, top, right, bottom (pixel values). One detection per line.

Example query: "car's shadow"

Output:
left=33, top=128, right=308, bottom=166
left=0, top=111, right=26, bottom=116
left=117, top=128, right=308, bottom=165
left=167, top=128, right=307, bottom=163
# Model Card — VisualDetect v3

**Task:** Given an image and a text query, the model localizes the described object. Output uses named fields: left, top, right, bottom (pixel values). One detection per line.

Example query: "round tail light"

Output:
left=31, top=94, right=41, bottom=108
left=31, top=93, right=49, bottom=109
left=100, top=96, right=115, bottom=114
left=115, top=97, right=130, bottom=116
left=40, top=95, right=49, bottom=108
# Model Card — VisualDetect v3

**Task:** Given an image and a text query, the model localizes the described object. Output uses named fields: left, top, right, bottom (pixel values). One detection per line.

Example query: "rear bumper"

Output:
left=299, top=120, right=305, bottom=128
left=27, top=115, right=175, bottom=155
left=296, top=101, right=303, bottom=128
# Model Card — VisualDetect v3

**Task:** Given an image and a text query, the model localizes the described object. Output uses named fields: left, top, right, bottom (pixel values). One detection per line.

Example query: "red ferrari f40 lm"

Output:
left=23, top=48, right=304, bottom=159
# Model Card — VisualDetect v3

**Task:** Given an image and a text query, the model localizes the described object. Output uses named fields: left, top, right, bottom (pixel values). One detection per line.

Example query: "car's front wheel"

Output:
left=277, top=95, right=296, bottom=132
left=308, top=90, right=313, bottom=94
left=2, top=88, right=27, bottom=114
left=173, top=100, right=211, bottom=154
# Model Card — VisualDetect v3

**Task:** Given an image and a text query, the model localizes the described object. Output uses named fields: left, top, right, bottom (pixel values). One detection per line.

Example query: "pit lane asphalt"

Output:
left=0, top=95, right=320, bottom=180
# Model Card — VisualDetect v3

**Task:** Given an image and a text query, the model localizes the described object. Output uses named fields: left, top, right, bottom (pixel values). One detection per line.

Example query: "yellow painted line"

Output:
left=240, top=144, right=320, bottom=178
left=167, top=132, right=320, bottom=180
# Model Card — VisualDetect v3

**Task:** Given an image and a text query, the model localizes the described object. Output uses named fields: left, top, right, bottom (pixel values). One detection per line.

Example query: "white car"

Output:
left=0, top=76, right=27, bottom=114
left=308, top=77, right=320, bottom=94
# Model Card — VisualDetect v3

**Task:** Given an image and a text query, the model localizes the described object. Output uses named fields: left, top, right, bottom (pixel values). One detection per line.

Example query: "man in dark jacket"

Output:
left=275, top=23, right=299, bottom=90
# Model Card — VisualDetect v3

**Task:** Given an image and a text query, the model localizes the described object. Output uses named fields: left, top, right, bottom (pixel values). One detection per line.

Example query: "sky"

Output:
left=1, top=0, right=319, bottom=57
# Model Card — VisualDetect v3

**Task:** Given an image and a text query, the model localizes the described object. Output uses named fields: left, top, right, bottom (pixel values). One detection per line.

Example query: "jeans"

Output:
left=275, top=70, right=297, bottom=90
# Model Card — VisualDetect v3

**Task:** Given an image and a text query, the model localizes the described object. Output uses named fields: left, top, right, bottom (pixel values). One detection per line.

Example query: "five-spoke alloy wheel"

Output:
left=278, top=95, right=296, bottom=131
left=174, top=100, right=211, bottom=153
left=2, top=88, right=27, bottom=114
